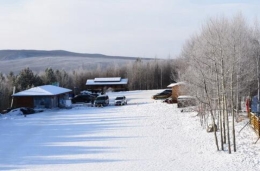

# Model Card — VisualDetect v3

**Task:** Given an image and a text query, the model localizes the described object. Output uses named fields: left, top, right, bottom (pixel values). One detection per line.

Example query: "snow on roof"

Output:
left=86, top=78, right=128, bottom=85
left=12, top=85, right=72, bottom=96
left=167, top=82, right=186, bottom=88
left=94, top=77, right=121, bottom=82
left=177, top=95, right=196, bottom=99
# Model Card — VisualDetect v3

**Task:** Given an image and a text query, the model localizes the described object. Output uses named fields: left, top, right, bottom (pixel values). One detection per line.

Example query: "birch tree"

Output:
left=179, top=14, right=256, bottom=153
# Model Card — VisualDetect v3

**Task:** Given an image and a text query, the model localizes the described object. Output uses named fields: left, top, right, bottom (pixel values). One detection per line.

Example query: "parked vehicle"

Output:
left=152, top=89, right=172, bottom=100
left=90, top=93, right=100, bottom=98
left=163, top=97, right=174, bottom=104
left=94, top=95, right=109, bottom=107
left=71, top=94, right=96, bottom=104
left=177, top=96, right=197, bottom=108
left=114, top=96, right=127, bottom=106
left=80, top=90, right=100, bottom=98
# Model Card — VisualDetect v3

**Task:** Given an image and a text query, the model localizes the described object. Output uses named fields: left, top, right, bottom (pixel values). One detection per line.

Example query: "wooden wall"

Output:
left=87, top=85, right=128, bottom=93
left=171, top=85, right=185, bottom=101
left=13, top=96, right=34, bottom=108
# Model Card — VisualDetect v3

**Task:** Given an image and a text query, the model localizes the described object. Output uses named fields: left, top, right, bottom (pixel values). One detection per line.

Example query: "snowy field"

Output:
left=0, top=90, right=260, bottom=171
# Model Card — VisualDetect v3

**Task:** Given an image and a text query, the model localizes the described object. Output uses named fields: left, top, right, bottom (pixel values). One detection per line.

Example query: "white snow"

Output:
left=1, top=90, right=260, bottom=171
left=167, top=82, right=186, bottom=87
left=12, top=85, right=72, bottom=96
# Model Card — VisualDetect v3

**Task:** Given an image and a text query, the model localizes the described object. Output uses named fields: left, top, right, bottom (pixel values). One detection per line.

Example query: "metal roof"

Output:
left=12, top=85, right=72, bottom=96
left=86, top=78, right=128, bottom=85
left=167, top=82, right=186, bottom=88
left=94, top=77, right=121, bottom=82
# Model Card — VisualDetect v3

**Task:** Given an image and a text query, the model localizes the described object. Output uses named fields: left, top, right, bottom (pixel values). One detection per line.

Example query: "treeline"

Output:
left=179, top=13, right=260, bottom=153
left=0, top=58, right=180, bottom=111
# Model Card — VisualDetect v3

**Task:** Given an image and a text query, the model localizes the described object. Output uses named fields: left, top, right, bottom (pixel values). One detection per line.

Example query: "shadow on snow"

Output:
left=0, top=107, right=141, bottom=169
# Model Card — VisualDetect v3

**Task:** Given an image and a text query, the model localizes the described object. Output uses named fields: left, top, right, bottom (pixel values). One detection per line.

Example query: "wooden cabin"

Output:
left=12, top=85, right=72, bottom=108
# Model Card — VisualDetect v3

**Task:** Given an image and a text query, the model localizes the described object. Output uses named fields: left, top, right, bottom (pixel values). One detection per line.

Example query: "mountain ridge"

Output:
left=0, top=49, right=147, bottom=60
left=0, top=50, right=153, bottom=74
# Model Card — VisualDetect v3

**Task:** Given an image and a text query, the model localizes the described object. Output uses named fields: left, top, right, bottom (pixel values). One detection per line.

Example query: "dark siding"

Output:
left=13, top=96, right=34, bottom=108
left=87, top=85, right=128, bottom=92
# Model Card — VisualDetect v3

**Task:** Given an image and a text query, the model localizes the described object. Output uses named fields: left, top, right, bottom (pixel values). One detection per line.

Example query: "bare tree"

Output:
left=179, top=13, right=257, bottom=153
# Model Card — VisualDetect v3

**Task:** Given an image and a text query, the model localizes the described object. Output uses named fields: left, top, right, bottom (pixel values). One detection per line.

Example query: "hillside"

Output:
left=0, top=50, right=150, bottom=74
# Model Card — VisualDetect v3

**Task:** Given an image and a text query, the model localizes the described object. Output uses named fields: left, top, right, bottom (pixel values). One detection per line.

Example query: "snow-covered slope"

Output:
left=0, top=90, right=259, bottom=171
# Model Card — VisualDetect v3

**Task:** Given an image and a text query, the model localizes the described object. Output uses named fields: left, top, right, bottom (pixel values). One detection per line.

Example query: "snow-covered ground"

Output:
left=0, top=90, right=260, bottom=171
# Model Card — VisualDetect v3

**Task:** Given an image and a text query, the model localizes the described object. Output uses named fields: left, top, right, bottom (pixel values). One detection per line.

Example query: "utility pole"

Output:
left=161, top=67, right=163, bottom=89
left=10, top=86, right=16, bottom=108
left=258, top=46, right=260, bottom=114
left=254, top=39, right=260, bottom=114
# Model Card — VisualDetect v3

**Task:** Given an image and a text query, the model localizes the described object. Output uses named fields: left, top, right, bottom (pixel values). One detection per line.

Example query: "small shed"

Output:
left=12, top=85, right=72, bottom=108
left=167, top=82, right=186, bottom=102
left=86, top=77, right=128, bottom=93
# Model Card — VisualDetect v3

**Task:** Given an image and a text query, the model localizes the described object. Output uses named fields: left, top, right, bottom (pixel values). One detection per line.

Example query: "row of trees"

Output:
left=0, top=58, right=180, bottom=111
left=179, top=13, right=260, bottom=153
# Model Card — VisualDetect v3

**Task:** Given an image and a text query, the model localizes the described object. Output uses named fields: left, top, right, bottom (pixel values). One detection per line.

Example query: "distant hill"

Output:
left=0, top=50, right=139, bottom=60
left=0, top=50, right=151, bottom=74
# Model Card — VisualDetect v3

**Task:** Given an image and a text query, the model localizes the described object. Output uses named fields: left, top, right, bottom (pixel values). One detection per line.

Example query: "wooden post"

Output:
left=10, top=86, right=16, bottom=108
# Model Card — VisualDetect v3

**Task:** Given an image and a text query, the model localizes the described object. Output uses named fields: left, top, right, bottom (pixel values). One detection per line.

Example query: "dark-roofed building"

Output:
left=12, top=85, right=72, bottom=108
left=86, top=77, right=128, bottom=93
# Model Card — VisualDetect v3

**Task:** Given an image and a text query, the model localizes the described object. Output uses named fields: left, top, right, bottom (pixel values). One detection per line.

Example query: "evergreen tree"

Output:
left=16, top=67, right=36, bottom=91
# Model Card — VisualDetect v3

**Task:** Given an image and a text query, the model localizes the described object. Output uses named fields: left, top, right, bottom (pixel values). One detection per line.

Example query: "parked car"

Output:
left=114, top=96, right=127, bottom=106
left=177, top=96, right=197, bottom=108
left=80, top=91, right=100, bottom=97
left=71, top=94, right=96, bottom=104
left=152, top=89, right=172, bottom=100
left=94, top=95, right=109, bottom=107
left=90, top=93, right=100, bottom=98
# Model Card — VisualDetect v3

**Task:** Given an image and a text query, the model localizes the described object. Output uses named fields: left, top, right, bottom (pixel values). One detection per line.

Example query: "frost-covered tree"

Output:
left=55, top=69, right=72, bottom=88
left=179, top=14, right=257, bottom=153
left=42, top=68, right=57, bottom=85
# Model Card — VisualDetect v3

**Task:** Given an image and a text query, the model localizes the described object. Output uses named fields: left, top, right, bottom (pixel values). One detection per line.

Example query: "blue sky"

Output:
left=0, top=0, right=259, bottom=58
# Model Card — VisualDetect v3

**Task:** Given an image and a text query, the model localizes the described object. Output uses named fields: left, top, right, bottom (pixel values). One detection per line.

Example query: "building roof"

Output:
left=167, top=82, right=186, bottom=88
left=94, top=77, right=121, bottom=82
left=86, top=77, right=128, bottom=86
left=12, top=85, right=72, bottom=97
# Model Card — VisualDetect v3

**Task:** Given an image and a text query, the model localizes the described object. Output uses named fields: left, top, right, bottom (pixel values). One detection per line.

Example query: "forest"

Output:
left=0, top=57, right=181, bottom=111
